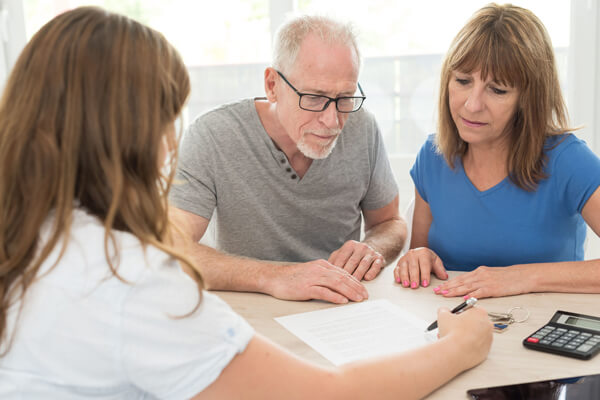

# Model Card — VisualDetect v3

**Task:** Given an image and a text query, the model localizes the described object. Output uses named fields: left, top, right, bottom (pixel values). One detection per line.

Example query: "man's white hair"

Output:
left=272, top=14, right=361, bottom=75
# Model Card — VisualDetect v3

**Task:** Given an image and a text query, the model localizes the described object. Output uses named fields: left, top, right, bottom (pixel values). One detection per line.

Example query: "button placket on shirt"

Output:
left=278, top=154, right=297, bottom=180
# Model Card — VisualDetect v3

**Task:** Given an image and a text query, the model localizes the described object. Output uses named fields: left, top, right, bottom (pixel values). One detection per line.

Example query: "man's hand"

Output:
left=328, top=240, right=385, bottom=281
left=268, top=259, right=369, bottom=304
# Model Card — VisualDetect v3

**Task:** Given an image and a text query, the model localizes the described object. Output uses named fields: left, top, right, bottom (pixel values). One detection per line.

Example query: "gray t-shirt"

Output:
left=170, top=98, right=398, bottom=262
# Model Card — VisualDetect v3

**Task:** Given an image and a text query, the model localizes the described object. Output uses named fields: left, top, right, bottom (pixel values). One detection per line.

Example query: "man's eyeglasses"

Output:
left=276, top=71, right=366, bottom=113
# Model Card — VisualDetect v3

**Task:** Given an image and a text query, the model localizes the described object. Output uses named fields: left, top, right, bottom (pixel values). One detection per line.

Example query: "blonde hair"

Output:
left=436, top=3, right=572, bottom=190
left=273, top=14, right=361, bottom=74
left=0, top=7, right=199, bottom=351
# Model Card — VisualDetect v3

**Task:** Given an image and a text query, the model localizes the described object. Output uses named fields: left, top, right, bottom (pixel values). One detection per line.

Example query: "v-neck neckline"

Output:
left=458, top=158, right=509, bottom=196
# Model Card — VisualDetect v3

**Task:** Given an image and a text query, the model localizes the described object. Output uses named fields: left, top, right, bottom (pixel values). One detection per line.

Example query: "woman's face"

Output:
left=448, top=70, right=519, bottom=150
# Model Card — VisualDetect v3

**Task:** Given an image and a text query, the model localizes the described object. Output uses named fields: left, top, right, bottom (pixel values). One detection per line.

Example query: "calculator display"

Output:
left=565, top=316, right=600, bottom=331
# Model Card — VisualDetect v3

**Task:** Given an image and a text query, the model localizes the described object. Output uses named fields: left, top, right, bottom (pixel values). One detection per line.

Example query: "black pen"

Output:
left=426, top=297, right=478, bottom=331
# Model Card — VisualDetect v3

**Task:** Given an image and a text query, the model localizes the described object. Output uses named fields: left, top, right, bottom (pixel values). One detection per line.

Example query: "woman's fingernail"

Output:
left=433, top=286, right=440, bottom=292
left=463, top=295, right=470, bottom=300
left=403, top=280, right=409, bottom=287
left=395, top=276, right=400, bottom=283
left=441, top=289, right=449, bottom=295
left=411, top=282, right=418, bottom=289
left=422, top=280, right=429, bottom=287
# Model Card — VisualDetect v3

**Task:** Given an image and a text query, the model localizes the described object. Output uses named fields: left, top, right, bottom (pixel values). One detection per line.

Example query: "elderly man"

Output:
left=170, top=15, right=406, bottom=303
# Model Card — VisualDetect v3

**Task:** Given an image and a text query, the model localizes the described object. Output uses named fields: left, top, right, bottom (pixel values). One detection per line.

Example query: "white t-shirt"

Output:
left=0, top=209, right=254, bottom=399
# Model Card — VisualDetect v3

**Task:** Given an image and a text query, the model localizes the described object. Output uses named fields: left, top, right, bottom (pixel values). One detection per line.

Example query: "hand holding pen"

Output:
left=426, top=297, right=478, bottom=331
left=433, top=300, right=493, bottom=369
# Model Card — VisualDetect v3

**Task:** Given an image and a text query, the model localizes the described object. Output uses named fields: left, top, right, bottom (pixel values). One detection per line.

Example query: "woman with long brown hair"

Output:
left=395, top=3, right=600, bottom=298
left=0, top=7, right=492, bottom=399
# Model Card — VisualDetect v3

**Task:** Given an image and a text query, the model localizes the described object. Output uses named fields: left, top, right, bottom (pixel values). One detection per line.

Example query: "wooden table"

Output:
left=216, top=266, right=600, bottom=399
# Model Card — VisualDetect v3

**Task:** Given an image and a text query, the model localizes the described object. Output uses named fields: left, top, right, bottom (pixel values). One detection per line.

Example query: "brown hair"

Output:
left=0, top=6, right=199, bottom=351
left=436, top=3, right=572, bottom=190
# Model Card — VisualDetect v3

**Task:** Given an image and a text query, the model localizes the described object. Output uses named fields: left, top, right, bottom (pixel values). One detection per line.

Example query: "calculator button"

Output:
left=593, top=335, right=600, bottom=340
left=545, top=326, right=556, bottom=331
left=555, top=339, right=568, bottom=345
left=556, top=328, right=568, bottom=333
left=551, top=342, right=565, bottom=347
left=577, top=344, right=593, bottom=352
left=532, top=334, right=545, bottom=339
left=569, top=330, right=580, bottom=334
left=527, top=337, right=540, bottom=343
left=540, top=339, right=552, bottom=345
left=564, top=344, right=578, bottom=350
left=580, top=333, right=592, bottom=338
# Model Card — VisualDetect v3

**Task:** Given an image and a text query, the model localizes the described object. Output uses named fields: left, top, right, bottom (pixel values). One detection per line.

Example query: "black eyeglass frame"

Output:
left=276, top=70, right=366, bottom=113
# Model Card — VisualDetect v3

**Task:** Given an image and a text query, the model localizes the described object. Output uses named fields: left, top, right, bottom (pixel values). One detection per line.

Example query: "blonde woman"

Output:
left=0, top=7, right=492, bottom=399
left=396, top=3, right=600, bottom=299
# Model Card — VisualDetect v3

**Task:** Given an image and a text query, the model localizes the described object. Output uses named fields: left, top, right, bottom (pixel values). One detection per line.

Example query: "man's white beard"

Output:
left=297, top=129, right=341, bottom=159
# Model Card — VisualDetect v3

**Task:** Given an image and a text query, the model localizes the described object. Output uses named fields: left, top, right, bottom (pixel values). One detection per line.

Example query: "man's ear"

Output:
left=264, top=67, right=278, bottom=103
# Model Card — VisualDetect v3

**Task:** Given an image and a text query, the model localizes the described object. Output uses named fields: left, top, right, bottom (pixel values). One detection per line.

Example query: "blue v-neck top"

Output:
left=410, top=134, right=600, bottom=271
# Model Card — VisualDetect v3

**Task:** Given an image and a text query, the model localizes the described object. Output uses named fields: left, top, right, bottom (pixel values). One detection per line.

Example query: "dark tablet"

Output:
left=467, top=374, right=600, bottom=399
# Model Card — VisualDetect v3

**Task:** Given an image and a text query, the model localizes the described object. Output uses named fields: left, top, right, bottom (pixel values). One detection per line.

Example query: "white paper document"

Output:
left=275, top=299, right=431, bottom=366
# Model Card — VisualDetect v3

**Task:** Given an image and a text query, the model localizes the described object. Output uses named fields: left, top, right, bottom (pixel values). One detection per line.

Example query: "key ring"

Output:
left=507, top=306, right=530, bottom=323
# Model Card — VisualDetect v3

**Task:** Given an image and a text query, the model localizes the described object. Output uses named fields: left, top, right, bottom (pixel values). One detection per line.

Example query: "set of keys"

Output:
left=488, top=307, right=530, bottom=333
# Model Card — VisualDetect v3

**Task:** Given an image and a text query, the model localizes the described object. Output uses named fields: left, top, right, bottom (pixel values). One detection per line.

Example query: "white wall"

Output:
left=0, top=0, right=26, bottom=92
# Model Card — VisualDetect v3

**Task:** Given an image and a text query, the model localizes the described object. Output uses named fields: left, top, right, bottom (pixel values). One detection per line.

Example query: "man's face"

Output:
left=276, top=34, right=360, bottom=159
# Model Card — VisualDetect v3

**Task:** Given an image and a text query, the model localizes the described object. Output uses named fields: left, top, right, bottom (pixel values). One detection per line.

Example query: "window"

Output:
left=19, top=1, right=572, bottom=159
left=8, top=0, right=600, bottom=255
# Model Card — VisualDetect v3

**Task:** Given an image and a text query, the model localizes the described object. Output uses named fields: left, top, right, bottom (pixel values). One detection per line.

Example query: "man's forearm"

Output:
left=187, top=241, right=281, bottom=293
left=363, top=217, right=407, bottom=265
left=183, top=241, right=369, bottom=304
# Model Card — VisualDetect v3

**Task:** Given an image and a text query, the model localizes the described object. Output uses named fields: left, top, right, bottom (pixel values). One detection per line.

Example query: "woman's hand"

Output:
left=394, top=247, right=448, bottom=288
left=433, top=265, right=531, bottom=298
left=437, top=306, right=493, bottom=370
